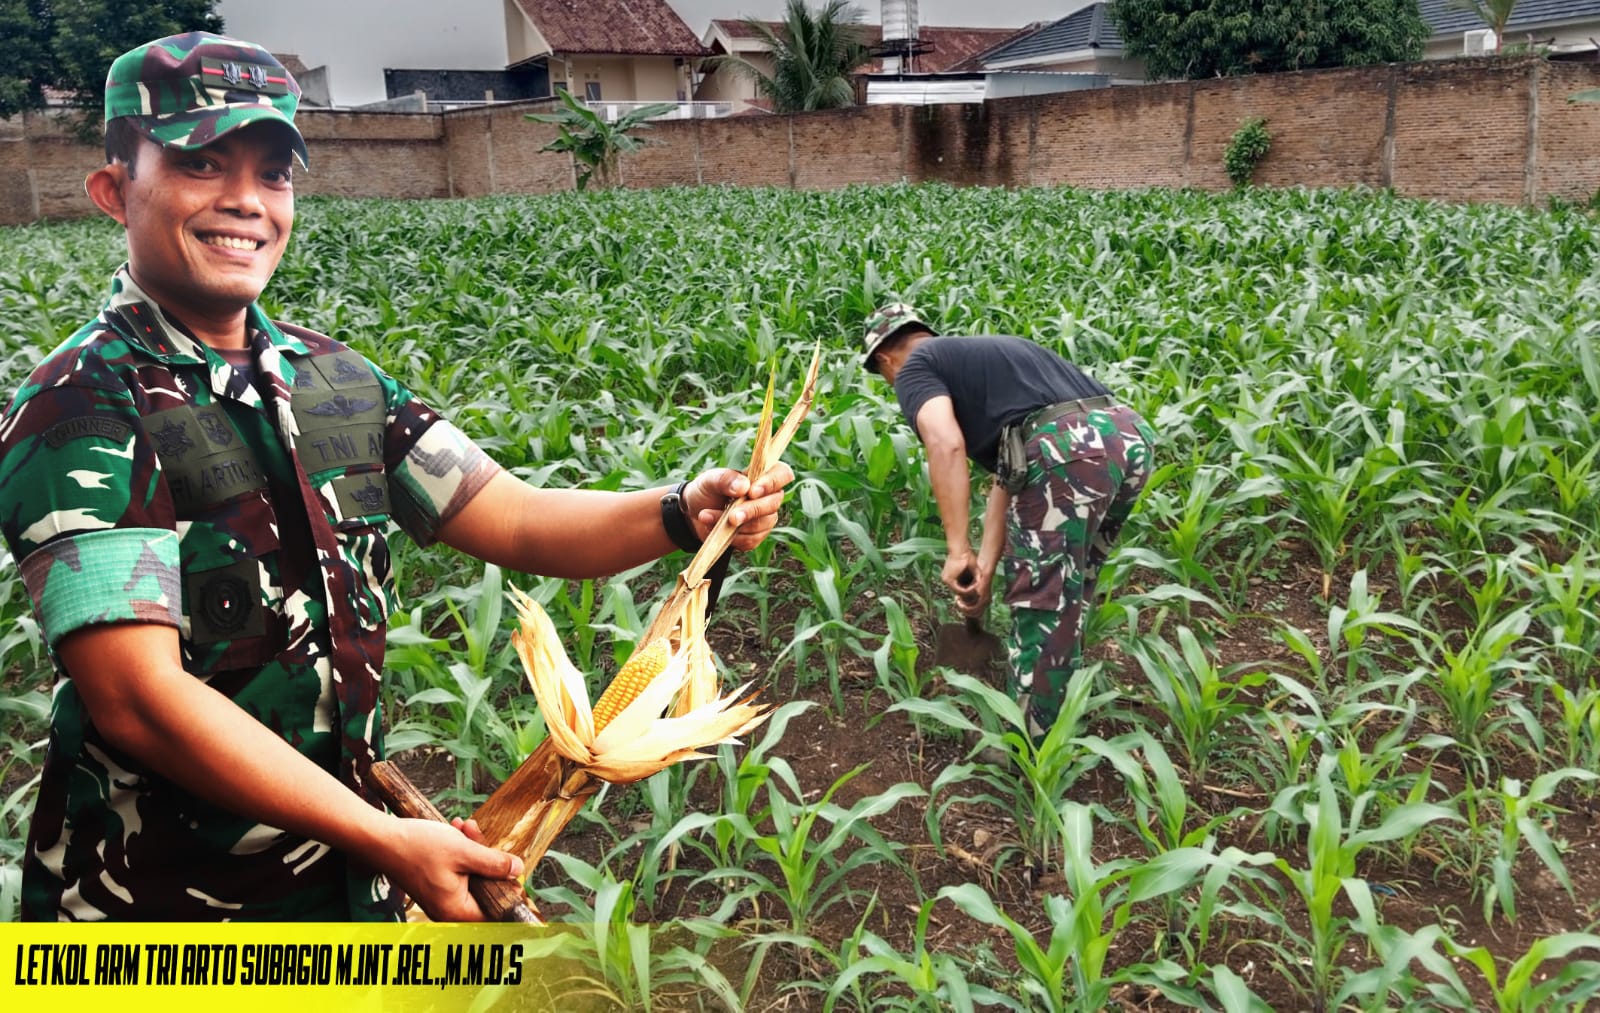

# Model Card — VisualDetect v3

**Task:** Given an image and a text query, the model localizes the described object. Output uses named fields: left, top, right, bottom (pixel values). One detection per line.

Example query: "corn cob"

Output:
left=590, top=639, right=670, bottom=731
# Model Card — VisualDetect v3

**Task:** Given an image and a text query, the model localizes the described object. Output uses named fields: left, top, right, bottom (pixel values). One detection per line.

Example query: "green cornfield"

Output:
left=3, top=183, right=1599, bottom=1009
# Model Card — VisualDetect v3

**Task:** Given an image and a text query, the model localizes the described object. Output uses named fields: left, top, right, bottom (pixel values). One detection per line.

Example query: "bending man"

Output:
left=862, top=303, right=1154, bottom=739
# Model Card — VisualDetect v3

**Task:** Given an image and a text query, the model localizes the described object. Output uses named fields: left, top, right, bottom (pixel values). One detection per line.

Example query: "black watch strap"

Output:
left=660, top=480, right=703, bottom=554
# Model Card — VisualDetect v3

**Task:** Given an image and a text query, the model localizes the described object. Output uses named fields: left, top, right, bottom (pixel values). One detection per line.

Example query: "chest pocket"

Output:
left=288, top=351, right=391, bottom=527
left=145, top=402, right=284, bottom=671
left=145, top=402, right=269, bottom=515
left=288, top=350, right=395, bottom=630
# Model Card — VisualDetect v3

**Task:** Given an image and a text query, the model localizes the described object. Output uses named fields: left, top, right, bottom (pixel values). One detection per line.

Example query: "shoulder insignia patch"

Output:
left=41, top=417, right=134, bottom=449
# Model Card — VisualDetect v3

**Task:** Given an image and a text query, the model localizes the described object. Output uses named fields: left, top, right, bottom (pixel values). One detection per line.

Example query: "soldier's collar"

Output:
left=102, top=265, right=310, bottom=363
left=245, top=304, right=310, bottom=357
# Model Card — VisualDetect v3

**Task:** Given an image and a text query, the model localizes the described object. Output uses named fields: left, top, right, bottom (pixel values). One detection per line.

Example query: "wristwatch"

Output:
left=660, top=480, right=704, bottom=554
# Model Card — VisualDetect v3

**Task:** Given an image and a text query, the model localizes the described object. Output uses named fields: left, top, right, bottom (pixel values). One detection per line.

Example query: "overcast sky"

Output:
left=217, top=0, right=1081, bottom=106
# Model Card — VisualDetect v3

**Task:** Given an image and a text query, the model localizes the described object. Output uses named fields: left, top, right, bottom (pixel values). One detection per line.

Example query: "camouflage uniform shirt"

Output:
left=0, top=267, right=497, bottom=920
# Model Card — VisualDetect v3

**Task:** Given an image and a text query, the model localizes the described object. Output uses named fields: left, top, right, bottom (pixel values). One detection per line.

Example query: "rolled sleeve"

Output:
left=1, top=381, right=179, bottom=646
left=21, top=528, right=182, bottom=646
left=388, top=412, right=498, bottom=547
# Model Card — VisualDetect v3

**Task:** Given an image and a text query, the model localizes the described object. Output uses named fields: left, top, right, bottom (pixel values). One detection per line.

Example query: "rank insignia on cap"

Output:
left=200, top=57, right=289, bottom=96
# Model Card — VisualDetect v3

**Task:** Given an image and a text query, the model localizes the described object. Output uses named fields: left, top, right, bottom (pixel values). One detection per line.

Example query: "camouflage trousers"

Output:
left=1002, top=404, right=1155, bottom=737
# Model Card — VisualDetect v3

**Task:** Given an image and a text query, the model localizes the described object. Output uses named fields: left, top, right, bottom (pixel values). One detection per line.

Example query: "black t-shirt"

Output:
left=892, top=335, right=1110, bottom=472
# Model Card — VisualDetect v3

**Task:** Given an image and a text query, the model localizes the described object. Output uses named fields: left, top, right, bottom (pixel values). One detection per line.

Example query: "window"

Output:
left=584, top=81, right=602, bottom=101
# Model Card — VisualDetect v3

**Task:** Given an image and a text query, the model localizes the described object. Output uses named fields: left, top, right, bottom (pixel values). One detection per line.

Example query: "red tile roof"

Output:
left=892, top=26, right=1033, bottom=73
left=512, top=0, right=708, bottom=57
left=934, top=25, right=1043, bottom=73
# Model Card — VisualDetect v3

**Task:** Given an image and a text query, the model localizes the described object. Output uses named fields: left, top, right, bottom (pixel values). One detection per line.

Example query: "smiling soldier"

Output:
left=0, top=33, right=792, bottom=922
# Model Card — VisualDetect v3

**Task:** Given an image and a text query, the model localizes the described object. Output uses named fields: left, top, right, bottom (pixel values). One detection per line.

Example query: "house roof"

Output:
left=702, top=18, right=784, bottom=55
left=510, top=0, right=708, bottom=57
left=942, top=25, right=1041, bottom=72
left=894, top=27, right=1032, bottom=73
left=1419, top=0, right=1600, bottom=36
left=702, top=20, right=1027, bottom=74
left=979, top=3, right=1122, bottom=66
left=711, top=18, right=782, bottom=41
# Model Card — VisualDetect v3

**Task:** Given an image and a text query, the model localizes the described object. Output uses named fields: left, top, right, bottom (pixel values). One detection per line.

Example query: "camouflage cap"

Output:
left=862, top=303, right=935, bottom=373
left=105, top=32, right=309, bottom=167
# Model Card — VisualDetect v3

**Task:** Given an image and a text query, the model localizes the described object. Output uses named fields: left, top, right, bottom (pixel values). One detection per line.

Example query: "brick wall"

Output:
left=0, top=113, right=101, bottom=223
left=1536, top=61, right=1600, bottom=205
left=7, top=57, right=1600, bottom=226
left=694, top=115, right=792, bottom=188
left=1193, top=68, right=1390, bottom=190
left=618, top=118, right=700, bottom=189
left=1391, top=59, right=1530, bottom=203
left=295, top=110, right=449, bottom=200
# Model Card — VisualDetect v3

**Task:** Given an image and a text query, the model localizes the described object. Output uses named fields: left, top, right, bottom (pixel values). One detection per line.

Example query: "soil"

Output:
left=391, top=544, right=1600, bottom=1011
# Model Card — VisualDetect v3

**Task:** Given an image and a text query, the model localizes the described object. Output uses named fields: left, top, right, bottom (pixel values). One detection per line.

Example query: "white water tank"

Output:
left=882, top=0, right=920, bottom=43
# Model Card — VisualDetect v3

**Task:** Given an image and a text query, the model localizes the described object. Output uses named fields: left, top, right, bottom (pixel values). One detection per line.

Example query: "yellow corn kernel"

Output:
left=590, top=639, right=671, bottom=732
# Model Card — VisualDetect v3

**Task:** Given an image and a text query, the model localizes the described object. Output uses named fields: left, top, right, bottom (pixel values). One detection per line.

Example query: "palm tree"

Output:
left=710, top=0, right=873, bottom=114
left=1453, top=0, right=1520, bottom=54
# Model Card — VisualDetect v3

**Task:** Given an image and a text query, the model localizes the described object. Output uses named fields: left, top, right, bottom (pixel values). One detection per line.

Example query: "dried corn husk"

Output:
left=471, top=346, right=821, bottom=870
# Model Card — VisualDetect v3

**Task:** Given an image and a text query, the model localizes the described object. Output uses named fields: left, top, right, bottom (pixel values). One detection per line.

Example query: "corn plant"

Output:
left=1365, top=924, right=1600, bottom=1013
left=936, top=805, right=1249, bottom=1011
left=1537, top=441, right=1600, bottom=535
left=692, top=765, right=924, bottom=940
left=868, top=594, right=930, bottom=710
left=1131, top=461, right=1276, bottom=607
left=650, top=701, right=814, bottom=874
left=1125, top=626, right=1270, bottom=786
left=530, top=851, right=742, bottom=1011
left=1079, top=731, right=1252, bottom=959
left=382, top=565, right=545, bottom=797
left=1448, top=393, right=1553, bottom=504
left=824, top=898, right=988, bottom=1012
left=773, top=495, right=892, bottom=709
left=1550, top=682, right=1600, bottom=786
left=1260, top=427, right=1414, bottom=598
left=598, top=763, right=709, bottom=911
left=1279, top=569, right=1423, bottom=693
left=1244, top=670, right=1433, bottom=841
left=899, top=668, right=1117, bottom=875
left=1526, top=544, right=1600, bottom=686
left=1477, top=767, right=1598, bottom=926
left=0, top=769, right=40, bottom=923
left=1414, top=605, right=1536, bottom=758
left=1241, top=756, right=1458, bottom=1012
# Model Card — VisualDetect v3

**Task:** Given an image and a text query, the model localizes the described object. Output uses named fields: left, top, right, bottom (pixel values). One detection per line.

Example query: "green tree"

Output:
left=0, top=0, right=57, bottom=119
left=708, top=0, right=872, bottom=113
left=1453, top=0, right=1519, bottom=54
left=0, top=0, right=223, bottom=124
left=1109, top=0, right=1427, bottom=80
left=527, top=91, right=677, bottom=190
